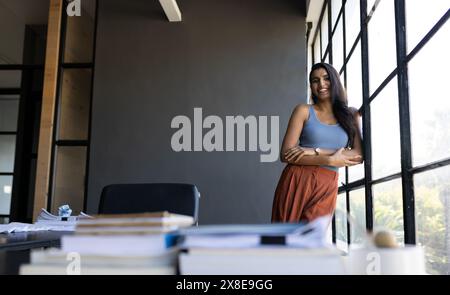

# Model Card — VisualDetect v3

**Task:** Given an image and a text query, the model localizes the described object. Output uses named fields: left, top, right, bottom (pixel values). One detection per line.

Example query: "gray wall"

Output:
left=88, top=0, right=307, bottom=224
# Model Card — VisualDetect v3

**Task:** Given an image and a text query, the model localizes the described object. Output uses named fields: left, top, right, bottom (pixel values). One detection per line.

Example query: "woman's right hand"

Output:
left=329, top=148, right=362, bottom=167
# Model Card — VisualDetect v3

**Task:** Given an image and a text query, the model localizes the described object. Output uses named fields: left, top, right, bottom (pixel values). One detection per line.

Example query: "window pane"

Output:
left=0, top=71, right=21, bottom=88
left=344, top=0, right=360, bottom=54
left=0, top=176, right=12, bottom=215
left=349, top=188, right=366, bottom=245
left=414, top=165, right=450, bottom=275
left=373, top=179, right=404, bottom=245
left=321, top=6, right=329, bottom=59
left=0, top=6, right=25, bottom=64
left=406, top=0, right=450, bottom=53
left=371, top=78, right=401, bottom=180
left=314, top=36, right=321, bottom=64
left=63, top=0, right=96, bottom=63
left=367, top=0, right=396, bottom=94
left=345, top=41, right=362, bottom=109
left=0, top=96, right=19, bottom=132
left=58, top=69, right=92, bottom=140
left=331, top=0, right=342, bottom=28
left=348, top=111, right=364, bottom=182
left=409, top=20, right=450, bottom=167
left=348, top=162, right=364, bottom=183
left=0, top=135, right=16, bottom=172
left=52, top=146, right=87, bottom=215
left=332, top=16, right=344, bottom=72
left=338, top=167, right=346, bottom=187
left=335, top=193, right=348, bottom=251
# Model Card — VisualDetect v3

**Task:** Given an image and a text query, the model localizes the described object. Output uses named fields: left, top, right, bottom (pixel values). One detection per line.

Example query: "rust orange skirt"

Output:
left=271, top=164, right=338, bottom=223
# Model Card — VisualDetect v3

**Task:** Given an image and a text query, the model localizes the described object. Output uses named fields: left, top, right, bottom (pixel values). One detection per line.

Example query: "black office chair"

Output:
left=98, top=183, right=200, bottom=223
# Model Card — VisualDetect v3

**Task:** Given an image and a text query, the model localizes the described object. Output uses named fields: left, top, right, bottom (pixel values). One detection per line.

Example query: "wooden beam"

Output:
left=159, top=0, right=182, bottom=22
left=33, top=0, right=63, bottom=220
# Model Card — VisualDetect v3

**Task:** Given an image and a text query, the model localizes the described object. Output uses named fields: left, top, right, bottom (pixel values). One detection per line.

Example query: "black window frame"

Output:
left=47, top=0, right=99, bottom=213
left=309, top=0, right=450, bottom=246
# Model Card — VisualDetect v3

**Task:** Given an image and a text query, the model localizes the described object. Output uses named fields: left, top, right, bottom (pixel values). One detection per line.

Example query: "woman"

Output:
left=272, top=63, right=363, bottom=223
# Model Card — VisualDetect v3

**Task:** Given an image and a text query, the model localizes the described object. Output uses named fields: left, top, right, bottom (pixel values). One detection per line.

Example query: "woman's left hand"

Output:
left=284, top=146, right=315, bottom=163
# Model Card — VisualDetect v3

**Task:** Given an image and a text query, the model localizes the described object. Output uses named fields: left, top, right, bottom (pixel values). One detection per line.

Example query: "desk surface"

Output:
left=0, top=231, right=70, bottom=275
left=0, top=231, right=71, bottom=251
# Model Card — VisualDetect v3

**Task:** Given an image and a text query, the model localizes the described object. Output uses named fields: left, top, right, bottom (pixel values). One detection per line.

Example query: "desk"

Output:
left=0, top=231, right=71, bottom=251
left=0, top=231, right=71, bottom=275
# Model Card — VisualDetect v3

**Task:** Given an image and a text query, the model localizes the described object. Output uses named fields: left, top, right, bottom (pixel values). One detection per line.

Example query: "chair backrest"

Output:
left=98, top=183, right=200, bottom=222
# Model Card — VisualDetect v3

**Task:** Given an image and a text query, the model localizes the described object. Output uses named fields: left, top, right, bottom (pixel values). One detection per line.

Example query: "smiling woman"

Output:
left=271, top=63, right=363, bottom=223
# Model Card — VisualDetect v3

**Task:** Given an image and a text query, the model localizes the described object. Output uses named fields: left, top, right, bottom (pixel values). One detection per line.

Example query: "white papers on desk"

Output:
left=0, top=222, right=75, bottom=233
left=33, top=209, right=92, bottom=228
left=178, top=215, right=331, bottom=249
left=35, top=209, right=92, bottom=226
left=0, top=209, right=92, bottom=233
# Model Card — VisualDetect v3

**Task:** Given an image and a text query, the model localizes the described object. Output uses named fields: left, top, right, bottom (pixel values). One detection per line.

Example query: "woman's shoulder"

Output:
left=291, top=103, right=311, bottom=122
left=292, top=103, right=312, bottom=114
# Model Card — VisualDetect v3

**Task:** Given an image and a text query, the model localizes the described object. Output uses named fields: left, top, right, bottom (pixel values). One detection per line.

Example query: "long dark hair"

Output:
left=309, top=62, right=357, bottom=148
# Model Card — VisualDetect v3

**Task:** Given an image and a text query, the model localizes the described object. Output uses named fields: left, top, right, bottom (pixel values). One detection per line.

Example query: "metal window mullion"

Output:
left=330, top=0, right=347, bottom=39
left=341, top=0, right=351, bottom=246
left=61, top=62, right=94, bottom=68
left=360, top=0, right=373, bottom=232
left=0, top=172, right=14, bottom=176
left=341, top=0, right=348, bottom=80
left=395, top=0, right=415, bottom=245
left=0, top=88, right=21, bottom=95
left=0, top=64, right=44, bottom=70
left=340, top=31, right=361, bottom=75
left=410, top=157, right=450, bottom=175
left=345, top=154, right=351, bottom=245
left=371, top=172, right=402, bottom=186
left=327, top=0, right=333, bottom=64
left=368, top=68, right=397, bottom=103
left=55, top=140, right=89, bottom=146
left=83, top=0, right=99, bottom=212
left=318, top=0, right=328, bottom=62
left=332, top=214, right=337, bottom=244
left=0, top=132, right=17, bottom=135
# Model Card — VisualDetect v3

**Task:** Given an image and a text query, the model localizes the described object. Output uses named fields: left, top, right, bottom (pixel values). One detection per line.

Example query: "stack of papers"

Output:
left=0, top=209, right=92, bottom=233
left=0, top=222, right=74, bottom=233
left=177, top=215, right=346, bottom=274
left=35, top=209, right=92, bottom=227
left=178, top=215, right=331, bottom=249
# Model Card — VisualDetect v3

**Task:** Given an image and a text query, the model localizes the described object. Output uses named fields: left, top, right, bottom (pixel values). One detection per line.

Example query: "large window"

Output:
left=308, top=0, right=450, bottom=274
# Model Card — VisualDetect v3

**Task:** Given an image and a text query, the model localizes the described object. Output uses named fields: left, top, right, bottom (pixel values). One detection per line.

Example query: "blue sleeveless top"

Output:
left=299, top=105, right=349, bottom=172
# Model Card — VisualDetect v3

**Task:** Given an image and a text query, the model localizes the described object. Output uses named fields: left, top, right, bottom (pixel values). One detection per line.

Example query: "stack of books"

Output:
left=177, top=216, right=347, bottom=275
left=20, top=211, right=194, bottom=275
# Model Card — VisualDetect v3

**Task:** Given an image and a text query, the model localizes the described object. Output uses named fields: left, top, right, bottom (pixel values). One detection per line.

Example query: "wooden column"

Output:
left=33, top=0, right=63, bottom=220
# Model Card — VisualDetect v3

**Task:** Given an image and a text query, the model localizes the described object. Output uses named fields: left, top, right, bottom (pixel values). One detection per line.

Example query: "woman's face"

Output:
left=310, top=67, right=331, bottom=102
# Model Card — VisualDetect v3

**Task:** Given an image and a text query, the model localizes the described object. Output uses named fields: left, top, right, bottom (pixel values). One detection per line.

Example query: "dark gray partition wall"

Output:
left=88, top=0, right=307, bottom=224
